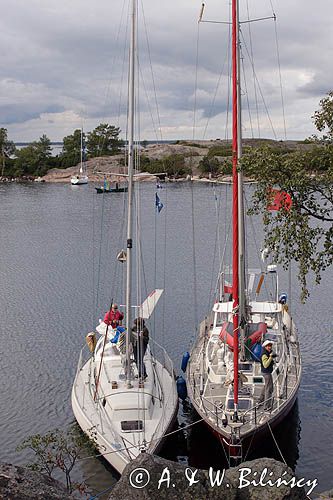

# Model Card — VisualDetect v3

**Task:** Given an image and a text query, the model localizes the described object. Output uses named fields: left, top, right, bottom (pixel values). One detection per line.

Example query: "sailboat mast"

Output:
left=80, top=127, right=83, bottom=174
left=237, top=2, right=246, bottom=361
left=125, top=0, right=136, bottom=387
left=232, top=0, right=239, bottom=414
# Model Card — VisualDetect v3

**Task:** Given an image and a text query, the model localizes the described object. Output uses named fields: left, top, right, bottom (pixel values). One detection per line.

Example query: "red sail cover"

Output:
left=267, top=188, right=292, bottom=211
left=219, top=321, right=267, bottom=349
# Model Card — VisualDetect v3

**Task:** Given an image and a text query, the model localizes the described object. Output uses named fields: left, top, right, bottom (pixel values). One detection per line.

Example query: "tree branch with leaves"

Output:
left=241, top=144, right=333, bottom=301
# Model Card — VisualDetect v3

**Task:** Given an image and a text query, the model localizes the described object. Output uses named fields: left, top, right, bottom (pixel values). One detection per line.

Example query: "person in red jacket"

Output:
left=103, top=304, right=124, bottom=328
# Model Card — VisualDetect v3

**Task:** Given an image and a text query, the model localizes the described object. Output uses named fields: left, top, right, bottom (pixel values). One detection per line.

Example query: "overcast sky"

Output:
left=1, top=0, right=332, bottom=142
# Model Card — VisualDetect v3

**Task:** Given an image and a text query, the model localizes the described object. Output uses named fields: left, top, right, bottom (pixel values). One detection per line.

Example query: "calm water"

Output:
left=0, top=182, right=332, bottom=496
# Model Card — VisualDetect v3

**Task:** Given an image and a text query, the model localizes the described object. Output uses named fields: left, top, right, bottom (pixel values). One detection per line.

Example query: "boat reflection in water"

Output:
left=160, top=400, right=301, bottom=473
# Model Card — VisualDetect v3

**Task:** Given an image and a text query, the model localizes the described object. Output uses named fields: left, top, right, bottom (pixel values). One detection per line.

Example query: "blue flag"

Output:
left=155, top=193, right=164, bottom=213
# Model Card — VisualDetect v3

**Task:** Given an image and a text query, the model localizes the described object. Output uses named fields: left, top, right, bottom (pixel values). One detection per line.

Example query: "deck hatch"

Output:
left=227, top=399, right=251, bottom=410
left=121, top=420, right=143, bottom=432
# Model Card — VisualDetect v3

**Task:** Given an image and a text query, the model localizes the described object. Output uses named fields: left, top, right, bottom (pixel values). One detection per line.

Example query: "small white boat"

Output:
left=71, top=174, right=88, bottom=185
left=70, top=128, right=88, bottom=185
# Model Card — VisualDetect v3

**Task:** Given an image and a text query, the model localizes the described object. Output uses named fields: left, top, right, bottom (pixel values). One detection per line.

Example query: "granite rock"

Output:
left=0, top=462, right=73, bottom=500
left=108, top=454, right=309, bottom=500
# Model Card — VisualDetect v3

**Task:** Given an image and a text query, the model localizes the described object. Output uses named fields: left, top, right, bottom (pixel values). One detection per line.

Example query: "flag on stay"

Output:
left=155, top=193, right=164, bottom=213
left=224, top=283, right=233, bottom=294
left=267, top=188, right=292, bottom=211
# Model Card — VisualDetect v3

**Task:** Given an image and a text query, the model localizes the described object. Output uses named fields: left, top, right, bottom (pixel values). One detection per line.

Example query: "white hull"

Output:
left=71, top=175, right=88, bottom=185
left=72, top=335, right=178, bottom=473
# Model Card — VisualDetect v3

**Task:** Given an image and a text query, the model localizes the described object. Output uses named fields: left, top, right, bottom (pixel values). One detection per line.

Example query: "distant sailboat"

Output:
left=71, top=0, right=178, bottom=474
left=186, top=1, right=301, bottom=463
left=71, top=128, right=88, bottom=185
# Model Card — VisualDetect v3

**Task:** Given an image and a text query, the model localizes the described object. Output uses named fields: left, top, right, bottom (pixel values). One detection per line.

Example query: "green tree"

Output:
left=60, top=128, right=84, bottom=168
left=17, top=425, right=98, bottom=494
left=207, top=145, right=232, bottom=157
left=312, top=91, right=333, bottom=142
left=241, top=145, right=333, bottom=301
left=198, top=155, right=220, bottom=175
left=0, top=128, right=16, bottom=177
left=86, top=123, right=123, bottom=157
left=14, top=134, right=52, bottom=177
left=140, top=154, right=191, bottom=177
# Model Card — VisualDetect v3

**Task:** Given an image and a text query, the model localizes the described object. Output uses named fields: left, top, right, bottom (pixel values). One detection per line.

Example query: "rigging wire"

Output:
left=270, top=1, right=287, bottom=140
left=202, top=39, right=230, bottom=140
left=192, top=15, right=201, bottom=140
left=140, top=0, right=163, bottom=142
left=246, top=0, right=260, bottom=138
left=161, top=185, right=168, bottom=350
left=240, top=29, right=277, bottom=140
left=96, top=0, right=129, bottom=155
left=77, top=415, right=205, bottom=463
left=94, top=192, right=107, bottom=317
left=190, top=181, right=199, bottom=346
left=138, top=64, right=161, bottom=142
left=116, top=1, right=131, bottom=132
left=240, top=36, right=254, bottom=139
left=225, top=2, right=232, bottom=141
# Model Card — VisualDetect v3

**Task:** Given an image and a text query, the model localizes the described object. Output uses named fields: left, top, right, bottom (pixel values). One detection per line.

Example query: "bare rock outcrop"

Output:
left=0, top=462, right=73, bottom=499
left=108, top=453, right=310, bottom=500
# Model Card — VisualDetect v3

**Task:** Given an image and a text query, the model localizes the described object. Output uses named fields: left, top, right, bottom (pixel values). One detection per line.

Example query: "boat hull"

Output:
left=71, top=176, right=88, bottom=185
left=72, top=345, right=179, bottom=474
left=186, top=304, right=301, bottom=462
left=206, top=390, right=299, bottom=460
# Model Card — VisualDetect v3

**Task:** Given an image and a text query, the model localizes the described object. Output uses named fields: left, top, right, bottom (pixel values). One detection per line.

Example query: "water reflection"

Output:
left=160, top=399, right=301, bottom=473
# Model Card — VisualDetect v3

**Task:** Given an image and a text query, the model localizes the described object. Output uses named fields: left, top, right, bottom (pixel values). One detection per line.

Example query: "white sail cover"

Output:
left=139, top=289, right=163, bottom=319
left=95, top=289, right=163, bottom=334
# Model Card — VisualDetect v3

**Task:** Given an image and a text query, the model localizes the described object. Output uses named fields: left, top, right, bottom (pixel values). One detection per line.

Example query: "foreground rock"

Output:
left=0, top=462, right=73, bottom=499
left=315, top=490, right=333, bottom=499
left=109, top=453, right=312, bottom=500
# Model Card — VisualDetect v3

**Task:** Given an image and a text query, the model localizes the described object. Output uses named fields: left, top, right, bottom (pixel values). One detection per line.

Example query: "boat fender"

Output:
left=110, top=326, right=125, bottom=344
left=278, top=292, right=288, bottom=304
left=176, top=376, right=188, bottom=400
left=181, top=351, right=190, bottom=372
left=86, top=332, right=97, bottom=353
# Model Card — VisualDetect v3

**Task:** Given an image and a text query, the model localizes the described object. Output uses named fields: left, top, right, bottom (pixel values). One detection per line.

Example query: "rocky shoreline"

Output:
left=1, top=454, right=331, bottom=499
left=2, top=139, right=313, bottom=185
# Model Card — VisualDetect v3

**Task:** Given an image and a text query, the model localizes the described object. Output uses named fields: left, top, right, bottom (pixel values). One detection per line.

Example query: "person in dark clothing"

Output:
left=131, top=317, right=149, bottom=380
left=258, top=340, right=277, bottom=411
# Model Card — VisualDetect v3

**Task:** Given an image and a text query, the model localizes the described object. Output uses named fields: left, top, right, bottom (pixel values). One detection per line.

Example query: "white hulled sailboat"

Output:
left=71, top=128, right=88, bottom=185
left=71, top=0, right=178, bottom=473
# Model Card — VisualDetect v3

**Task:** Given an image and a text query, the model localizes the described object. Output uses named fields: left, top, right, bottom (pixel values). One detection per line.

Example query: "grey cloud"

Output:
left=0, top=0, right=332, bottom=141
left=0, top=104, right=65, bottom=125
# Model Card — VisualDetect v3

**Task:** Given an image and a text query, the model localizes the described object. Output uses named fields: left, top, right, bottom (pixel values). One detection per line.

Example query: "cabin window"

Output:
left=239, top=363, right=253, bottom=372
left=227, top=399, right=251, bottom=410
left=121, top=420, right=143, bottom=432
left=253, top=377, right=264, bottom=384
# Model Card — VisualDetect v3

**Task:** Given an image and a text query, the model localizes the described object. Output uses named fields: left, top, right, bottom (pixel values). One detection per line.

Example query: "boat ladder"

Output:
left=222, top=432, right=243, bottom=464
